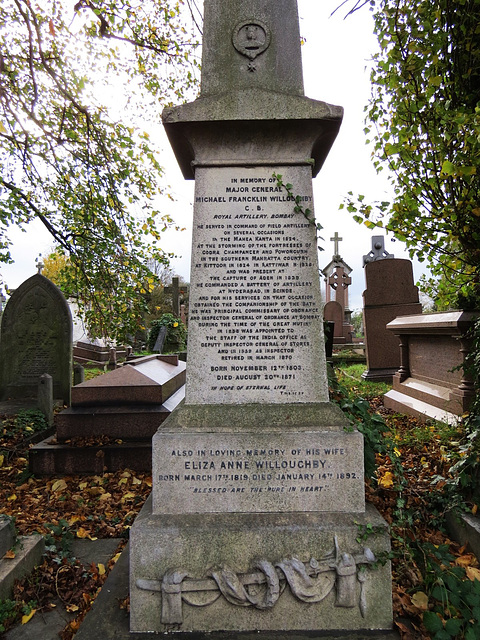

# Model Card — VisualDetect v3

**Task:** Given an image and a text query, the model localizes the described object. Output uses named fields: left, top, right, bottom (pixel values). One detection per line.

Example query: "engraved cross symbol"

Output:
left=362, top=235, right=394, bottom=265
left=329, top=267, right=351, bottom=290
left=330, top=232, right=342, bottom=256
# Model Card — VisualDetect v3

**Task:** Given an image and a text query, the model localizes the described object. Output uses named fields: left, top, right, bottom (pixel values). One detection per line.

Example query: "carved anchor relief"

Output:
left=136, top=537, right=376, bottom=626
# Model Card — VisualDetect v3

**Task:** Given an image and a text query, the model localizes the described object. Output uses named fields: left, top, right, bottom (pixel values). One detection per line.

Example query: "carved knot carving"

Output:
left=136, top=537, right=376, bottom=626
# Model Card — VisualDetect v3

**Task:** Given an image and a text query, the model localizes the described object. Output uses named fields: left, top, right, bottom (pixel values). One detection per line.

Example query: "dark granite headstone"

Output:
left=0, top=274, right=72, bottom=405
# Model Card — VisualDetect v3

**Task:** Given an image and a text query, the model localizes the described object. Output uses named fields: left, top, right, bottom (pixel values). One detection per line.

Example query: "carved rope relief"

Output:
left=136, top=536, right=376, bottom=626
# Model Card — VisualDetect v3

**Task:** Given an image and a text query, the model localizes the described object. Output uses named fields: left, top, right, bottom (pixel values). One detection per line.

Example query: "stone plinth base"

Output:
left=384, top=389, right=459, bottom=425
left=29, top=437, right=153, bottom=474
left=130, top=498, right=392, bottom=634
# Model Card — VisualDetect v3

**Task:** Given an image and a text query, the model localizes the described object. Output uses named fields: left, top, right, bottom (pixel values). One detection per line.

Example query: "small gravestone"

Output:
left=153, top=326, right=168, bottom=353
left=324, top=300, right=345, bottom=343
left=0, top=274, right=72, bottom=406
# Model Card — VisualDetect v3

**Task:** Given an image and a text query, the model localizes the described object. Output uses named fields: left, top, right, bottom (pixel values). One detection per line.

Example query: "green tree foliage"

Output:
left=342, top=0, right=480, bottom=309
left=0, top=0, right=199, bottom=341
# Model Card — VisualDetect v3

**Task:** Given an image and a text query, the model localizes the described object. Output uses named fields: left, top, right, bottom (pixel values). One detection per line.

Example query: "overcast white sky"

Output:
left=0, top=1, right=428, bottom=311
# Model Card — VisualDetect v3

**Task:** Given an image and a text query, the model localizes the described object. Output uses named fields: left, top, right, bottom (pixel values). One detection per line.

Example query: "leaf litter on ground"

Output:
left=0, top=413, right=151, bottom=636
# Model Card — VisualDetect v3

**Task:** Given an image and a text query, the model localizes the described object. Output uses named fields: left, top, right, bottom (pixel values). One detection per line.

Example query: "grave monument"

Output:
left=322, top=233, right=354, bottom=344
left=130, top=0, right=393, bottom=635
left=0, top=273, right=72, bottom=406
left=361, top=238, right=422, bottom=382
left=384, top=311, right=477, bottom=422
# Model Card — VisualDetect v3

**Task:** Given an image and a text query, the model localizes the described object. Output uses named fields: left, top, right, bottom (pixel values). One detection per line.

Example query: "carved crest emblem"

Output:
left=232, top=20, right=271, bottom=60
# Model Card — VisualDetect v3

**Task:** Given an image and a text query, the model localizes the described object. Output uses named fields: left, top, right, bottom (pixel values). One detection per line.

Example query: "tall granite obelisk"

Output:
left=130, top=1, right=393, bottom=634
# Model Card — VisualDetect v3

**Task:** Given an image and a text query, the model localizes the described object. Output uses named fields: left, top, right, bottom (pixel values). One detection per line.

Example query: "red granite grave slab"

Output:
left=29, top=438, right=153, bottom=474
left=55, top=404, right=172, bottom=441
left=71, top=357, right=186, bottom=406
left=384, top=311, right=477, bottom=418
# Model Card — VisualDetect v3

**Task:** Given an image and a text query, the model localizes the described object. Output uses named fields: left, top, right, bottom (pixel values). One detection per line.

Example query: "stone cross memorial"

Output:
left=130, top=1, right=393, bottom=635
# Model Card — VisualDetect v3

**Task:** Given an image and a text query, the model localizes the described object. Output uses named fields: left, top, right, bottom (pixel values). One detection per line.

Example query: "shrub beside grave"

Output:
left=147, top=314, right=187, bottom=353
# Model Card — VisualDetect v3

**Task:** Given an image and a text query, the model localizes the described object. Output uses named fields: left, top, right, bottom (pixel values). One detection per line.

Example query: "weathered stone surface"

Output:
left=162, top=3, right=342, bottom=182
left=186, top=166, right=327, bottom=406
left=155, top=401, right=348, bottom=431
left=56, top=403, right=175, bottom=441
left=0, top=516, right=15, bottom=559
left=76, top=541, right=399, bottom=640
left=201, top=0, right=304, bottom=96
left=446, top=512, right=480, bottom=562
left=153, top=428, right=365, bottom=514
left=363, top=259, right=419, bottom=306
left=0, top=535, right=45, bottom=600
left=0, top=274, right=72, bottom=405
left=29, top=438, right=154, bottom=475
left=363, top=303, right=421, bottom=373
left=130, top=0, right=392, bottom=635
left=130, top=498, right=392, bottom=634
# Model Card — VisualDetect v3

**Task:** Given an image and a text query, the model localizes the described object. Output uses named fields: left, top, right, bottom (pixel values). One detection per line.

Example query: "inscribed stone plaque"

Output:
left=186, top=166, right=328, bottom=405
left=153, top=431, right=365, bottom=514
left=0, top=274, right=72, bottom=404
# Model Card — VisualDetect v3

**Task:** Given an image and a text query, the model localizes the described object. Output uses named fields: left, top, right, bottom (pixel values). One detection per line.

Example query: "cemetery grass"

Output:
left=0, top=369, right=478, bottom=639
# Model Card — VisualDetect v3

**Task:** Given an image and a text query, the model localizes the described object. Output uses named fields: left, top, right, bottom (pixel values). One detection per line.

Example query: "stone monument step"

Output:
left=0, top=534, right=45, bottom=600
left=56, top=405, right=171, bottom=441
left=56, top=387, right=185, bottom=441
left=400, top=376, right=453, bottom=401
left=73, top=346, right=111, bottom=363
left=384, top=389, right=459, bottom=425
left=29, top=437, right=153, bottom=475
left=361, top=367, right=398, bottom=383
left=391, top=375, right=465, bottom=415
left=71, top=356, right=186, bottom=407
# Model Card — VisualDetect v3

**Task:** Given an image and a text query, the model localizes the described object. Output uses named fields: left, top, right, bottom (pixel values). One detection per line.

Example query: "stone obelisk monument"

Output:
left=130, top=0, right=392, bottom=634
